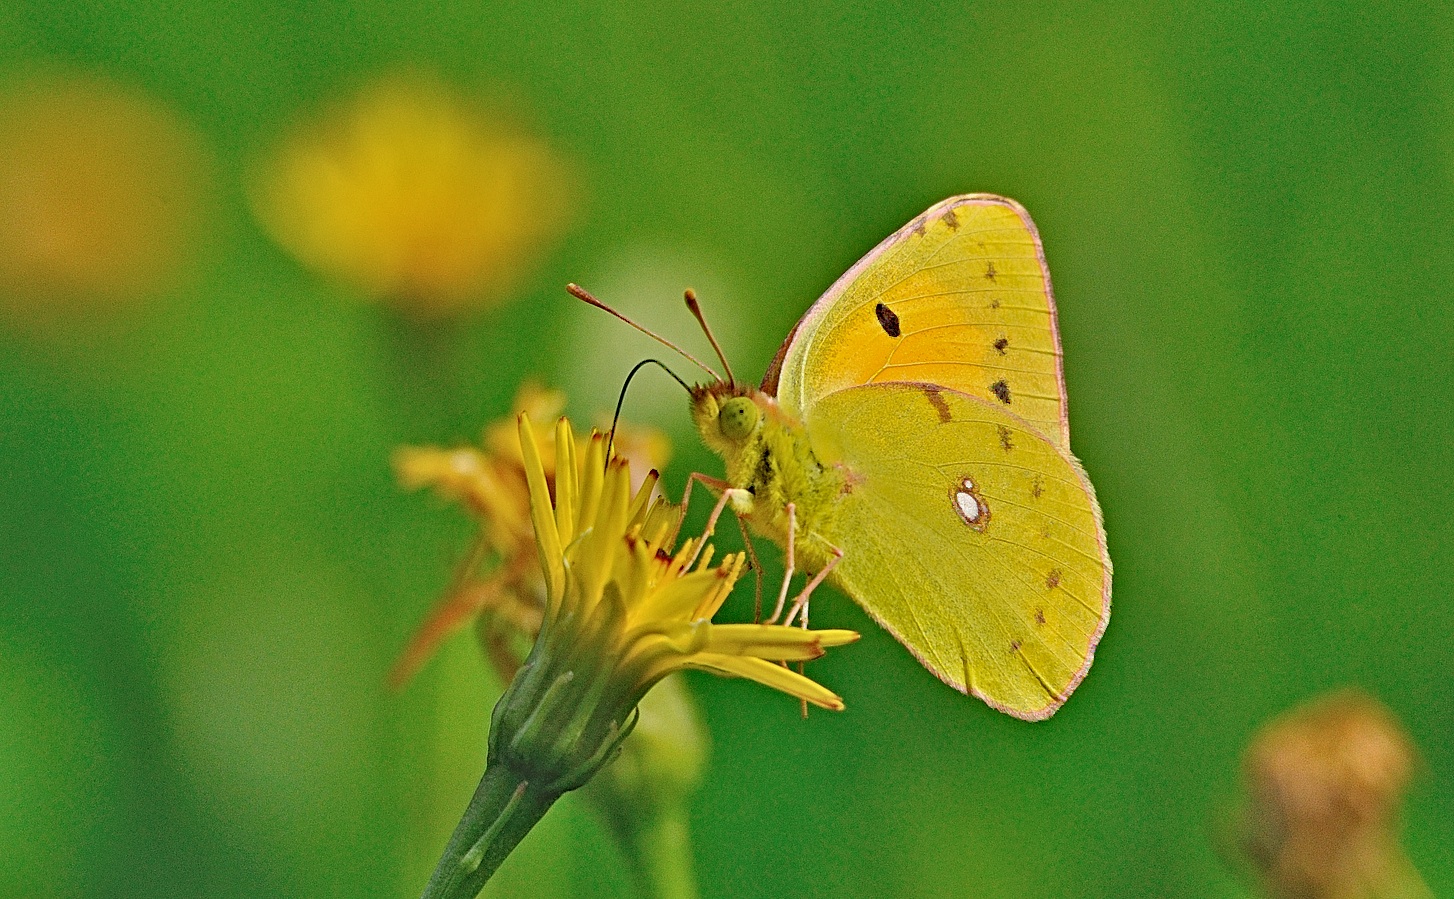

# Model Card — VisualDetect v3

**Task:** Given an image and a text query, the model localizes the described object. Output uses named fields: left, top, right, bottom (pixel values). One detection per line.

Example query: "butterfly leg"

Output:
left=679, top=472, right=760, bottom=613
left=764, top=502, right=797, bottom=624
left=734, top=512, right=765, bottom=622
left=783, top=543, right=844, bottom=630
left=681, top=471, right=753, bottom=570
left=678, top=471, right=732, bottom=521
left=783, top=540, right=842, bottom=720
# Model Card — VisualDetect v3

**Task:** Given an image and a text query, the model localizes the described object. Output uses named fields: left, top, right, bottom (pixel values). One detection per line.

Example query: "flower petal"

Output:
left=701, top=624, right=848, bottom=661
left=518, top=413, right=563, bottom=605
left=807, top=629, right=860, bottom=649
left=575, top=434, right=605, bottom=538
left=573, top=460, right=631, bottom=609
left=641, top=497, right=681, bottom=551
left=625, top=467, right=658, bottom=527
left=685, top=654, right=846, bottom=711
left=632, top=566, right=734, bottom=626
left=553, top=418, right=578, bottom=546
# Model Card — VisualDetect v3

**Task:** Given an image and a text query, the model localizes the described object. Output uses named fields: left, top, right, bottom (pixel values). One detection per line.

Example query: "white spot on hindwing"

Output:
left=955, top=491, right=979, bottom=520
left=952, top=477, right=989, bottom=531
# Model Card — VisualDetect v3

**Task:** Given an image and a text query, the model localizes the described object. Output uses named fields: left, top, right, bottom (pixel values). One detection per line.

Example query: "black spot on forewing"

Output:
left=875, top=302, right=901, bottom=337
left=984, top=261, right=997, bottom=282
left=993, top=336, right=1008, bottom=355
left=1034, top=608, right=1046, bottom=626
left=923, top=387, right=952, bottom=423
left=942, top=207, right=960, bottom=230
left=989, top=379, right=1011, bottom=404
left=1031, top=476, right=1045, bottom=499
left=1046, top=569, right=1062, bottom=590
left=997, top=425, right=1014, bottom=452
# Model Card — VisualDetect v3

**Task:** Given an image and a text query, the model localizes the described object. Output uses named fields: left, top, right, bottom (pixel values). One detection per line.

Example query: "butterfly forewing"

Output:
left=810, top=382, right=1110, bottom=720
left=772, top=195, right=1071, bottom=452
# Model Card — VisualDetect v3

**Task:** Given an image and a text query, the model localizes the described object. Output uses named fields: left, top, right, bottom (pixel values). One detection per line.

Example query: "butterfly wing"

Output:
left=766, top=195, right=1072, bottom=452
left=808, top=382, right=1110, bottom=720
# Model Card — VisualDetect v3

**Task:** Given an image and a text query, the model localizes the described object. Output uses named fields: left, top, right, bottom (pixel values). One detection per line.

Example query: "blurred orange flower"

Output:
left=1241, top=689, right=1430, bottom=899
left=252, top=74, right=573, bottom=318
left=0, top=69, right=212, bottom=331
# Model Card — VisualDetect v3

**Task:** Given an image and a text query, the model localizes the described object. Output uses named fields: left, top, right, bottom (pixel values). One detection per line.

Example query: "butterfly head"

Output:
left=689, top=382, right=769, bottom=458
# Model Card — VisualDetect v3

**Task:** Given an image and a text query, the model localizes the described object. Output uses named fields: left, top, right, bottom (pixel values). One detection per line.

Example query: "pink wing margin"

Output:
left=979, top=444, right=1111, bottom=721
left=761, top=193, right=1072, bottom=451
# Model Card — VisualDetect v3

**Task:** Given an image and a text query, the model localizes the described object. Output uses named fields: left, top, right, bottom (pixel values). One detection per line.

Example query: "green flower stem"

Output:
left=629, top=808, right=699, bottom=899
left=419, top=613, right=639, bottom=898
left=418, top=762, right=558, bottom=899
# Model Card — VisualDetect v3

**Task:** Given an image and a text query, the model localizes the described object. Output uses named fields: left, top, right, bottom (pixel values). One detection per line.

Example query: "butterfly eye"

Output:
left=717, top=396, right=759, bottom=440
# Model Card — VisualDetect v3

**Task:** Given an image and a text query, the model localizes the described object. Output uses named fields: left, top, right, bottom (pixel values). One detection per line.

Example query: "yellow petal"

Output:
left=625, top=466, right=657, bottom=527
left=809, top=629, right=860, bottom=648
left=632, top=567, right=733, bottom=626
left=574, top=459, right=632, bottom=609
left=576, top=434, right=605, bottom=538
left=686, top=654, right=845, bottom=711
left=517, top=413, right=563, bottom=605
left=612, top=527, right=654, bottom=609
left=553, top=419, right=575, bottom=545
left=702, top=624, right=837, bottom=661
left=642, top=497, right=682, bottom=551
left=692, top=552, right=745, bottom=620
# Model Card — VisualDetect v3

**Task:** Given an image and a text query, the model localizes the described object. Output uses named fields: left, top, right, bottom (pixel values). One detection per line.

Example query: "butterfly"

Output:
left=577, top=195, right=1111, bottom=720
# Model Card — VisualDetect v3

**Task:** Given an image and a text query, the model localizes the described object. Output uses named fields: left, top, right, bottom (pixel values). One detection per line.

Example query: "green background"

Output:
left=2, top=2, right=1451, bottom=897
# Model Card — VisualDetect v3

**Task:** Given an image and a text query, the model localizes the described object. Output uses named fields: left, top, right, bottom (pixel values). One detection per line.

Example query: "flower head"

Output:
left=389, top=384, right=668, bottom=687
left=251, top=73, right=572, bottom=318
left=419, top=415, right=857, bottom=898
left=509, top=413, right=858, bottom=730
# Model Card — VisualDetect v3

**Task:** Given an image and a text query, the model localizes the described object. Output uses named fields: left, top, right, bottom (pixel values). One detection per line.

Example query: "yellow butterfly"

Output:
left=578, top=195, right=1110, bottom=720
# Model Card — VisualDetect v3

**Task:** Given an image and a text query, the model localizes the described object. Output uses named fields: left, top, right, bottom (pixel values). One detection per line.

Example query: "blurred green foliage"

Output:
left=2, top=2, right=1451, bottom=897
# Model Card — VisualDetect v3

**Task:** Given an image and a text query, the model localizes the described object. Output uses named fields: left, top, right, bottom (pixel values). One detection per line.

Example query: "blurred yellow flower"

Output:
left=390, top=384, right=669, bottom=687
left=0, top=69, right=211, bottom=331
left=252, top=74, right=573, bottom=317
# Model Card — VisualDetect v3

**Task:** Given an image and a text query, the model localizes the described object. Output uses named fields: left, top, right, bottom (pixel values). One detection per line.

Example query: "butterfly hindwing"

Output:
left=769, top=194, right=1071, bottom=452
left=808, top=381, right=1110, bottom=720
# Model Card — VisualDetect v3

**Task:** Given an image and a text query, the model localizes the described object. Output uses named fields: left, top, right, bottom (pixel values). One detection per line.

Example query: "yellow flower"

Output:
left=389, top=384, right=668, bottom=687
left=419, top=416, right=857, bottom=899
left=400, top=386, right=717, bottom=897
left=514, top=413, right=858, bottom=717
left=251, top=73, right=572, bottom=318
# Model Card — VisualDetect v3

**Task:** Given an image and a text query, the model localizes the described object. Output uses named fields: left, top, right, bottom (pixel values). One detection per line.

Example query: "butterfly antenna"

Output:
left=683, top=289, right=735, bottom=387
left=567, top=284, right=723, bottom=383
left=606, top=358, right=692, bottom=466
